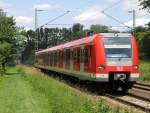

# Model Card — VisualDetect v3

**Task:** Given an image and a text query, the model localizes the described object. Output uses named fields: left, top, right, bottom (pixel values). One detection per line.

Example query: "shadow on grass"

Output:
left=3, top=72, right=20, bottom=77
left=5, top=72, right=19, bottom=75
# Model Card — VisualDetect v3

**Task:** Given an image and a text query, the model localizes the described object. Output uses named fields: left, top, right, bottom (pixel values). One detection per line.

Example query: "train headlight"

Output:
left=98, top=65, right=105, bottom=70
left=133, top=65, right=139, bottom=70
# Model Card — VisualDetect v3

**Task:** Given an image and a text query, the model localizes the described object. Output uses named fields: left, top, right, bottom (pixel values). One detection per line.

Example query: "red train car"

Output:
left=35, top=33, right=139, bottom=92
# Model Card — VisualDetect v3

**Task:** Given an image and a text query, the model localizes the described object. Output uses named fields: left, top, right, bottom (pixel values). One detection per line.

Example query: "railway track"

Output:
left=105, top=92, right=150, bottom=112
left=133, top=83, right=150, bottom=91
left=129, top=83, right=150, bottom=102
left=106, top=82, right=150, bottom=112
left=136, top=83, right=150, bottom=87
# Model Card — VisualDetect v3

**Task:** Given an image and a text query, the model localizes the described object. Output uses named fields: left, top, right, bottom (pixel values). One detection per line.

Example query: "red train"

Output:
left=35, top=33, right=139, bottom=92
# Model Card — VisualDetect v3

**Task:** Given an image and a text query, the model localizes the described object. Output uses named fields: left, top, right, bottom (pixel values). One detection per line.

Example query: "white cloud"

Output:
left=74, top=7, right=105, bottom=22
left=107, top=0, right=117, bottom=3
left=123, top=0, right=142, bottom=11
left=15, top=16, right=33, bottom=25
left=111, top=18, right=150, bottom=31
left=33, top=4, right=51, bottom=10
left=0, top=1, right=12, bottom=9
left=24, top=27, right=33, bottom=31
left=124, top=18, right=150, bottom=27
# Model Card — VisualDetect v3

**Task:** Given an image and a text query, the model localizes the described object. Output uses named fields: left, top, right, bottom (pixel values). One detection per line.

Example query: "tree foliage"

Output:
left=0, top=42, right=12, bottom=74
left=0, top=16, right=16, bottom=43
left=141, top=31, right=150, bottom=58
left=0, top=10, right=17, bottom=73
left=90, top=24, right=109, bottom=33
left=140, top=0, right=150, bottom=12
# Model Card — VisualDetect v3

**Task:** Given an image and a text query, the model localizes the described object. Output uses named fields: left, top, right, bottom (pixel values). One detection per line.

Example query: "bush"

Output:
left=141, top=31, right=150, bottom=58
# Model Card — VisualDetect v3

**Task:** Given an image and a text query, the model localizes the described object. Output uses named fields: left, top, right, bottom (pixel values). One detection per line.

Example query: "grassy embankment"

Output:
left=0, top=66, right=134, bottom=113
left=139, top=59, right=150, bottom=84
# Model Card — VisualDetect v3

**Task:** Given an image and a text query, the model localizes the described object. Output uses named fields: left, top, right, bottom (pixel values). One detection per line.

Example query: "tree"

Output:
left=0, top=42, right=12, bottom=74
left=0, top=16, right=16, bottom=43
left=90, top=24, right=108, bottom=33
left=141, top=31, right=150, bottom=58
left=135, top=26, right=147, bottom=32
left=72, top=23, right=83, bottom=33
left=0, top=10, right=17, bottom=71
left=147, top=22, right=150, bottom=30
left=140, top=0, right=150, bottom=12
left=72, top=23, right=84, bottom=39
left=0, top=9, right=6, bottom=16
left=21, top=29, right=35, bottom=64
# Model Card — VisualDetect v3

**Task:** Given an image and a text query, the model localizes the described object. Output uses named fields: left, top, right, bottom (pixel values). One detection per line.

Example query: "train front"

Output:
left=96, top=33, right=139, bottom=92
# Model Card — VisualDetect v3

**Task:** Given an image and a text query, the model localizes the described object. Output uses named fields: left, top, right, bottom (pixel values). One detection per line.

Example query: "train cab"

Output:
left=95, top=33, right=139, bottom=91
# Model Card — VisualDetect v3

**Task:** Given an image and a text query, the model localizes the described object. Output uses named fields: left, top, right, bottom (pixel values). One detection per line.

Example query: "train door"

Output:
left=46, top=52, right=48, bottom=66
left=66, top=49, right=70, bottom=69
left=70, top=48, right=73, bottom=70
left=52, top=51, right=54, bottom=67
left=59, top=50, right=63, bottom=68
left=54, top=51, right=57, bottom=67
left=73, top=47, right=80, bottom=71
left=80, top=45, right=84, bottom=72
left=57, top=50, right=60, bottom=67
left=50, top=52, right=53, bottom=66
left=84, top=45, right=92, bottom=73
left=63, top=49, right=66, bottom=69
left=48, top=51, right=50, bottom=66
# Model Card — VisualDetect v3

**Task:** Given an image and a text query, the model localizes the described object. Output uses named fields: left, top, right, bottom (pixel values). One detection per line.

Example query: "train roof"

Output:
left=100, top=33, right=132, bottom=38
left=35, top=34, right=97, bottom=55
left=35, top=33, right=132, bottom=55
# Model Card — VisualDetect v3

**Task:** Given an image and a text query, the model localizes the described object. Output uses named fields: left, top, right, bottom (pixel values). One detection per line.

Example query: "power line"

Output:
left=46, top=24, right=73, bottom=26
left=99, top=0, right=132, bottom=29
left=101, top=11, right=132, bottom=29
left=102, top=0, right=123, bottom=12
left=40, top=11, right=70, bottom=28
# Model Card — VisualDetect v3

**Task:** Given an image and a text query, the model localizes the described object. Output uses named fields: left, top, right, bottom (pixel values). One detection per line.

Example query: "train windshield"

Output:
left=105, top=48, right=131, bottom=58
left=103, top=37, right=132, bottom=58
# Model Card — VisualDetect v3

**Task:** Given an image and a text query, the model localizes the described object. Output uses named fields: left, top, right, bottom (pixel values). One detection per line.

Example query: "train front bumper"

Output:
left=94, top=73, right=139, bottom=82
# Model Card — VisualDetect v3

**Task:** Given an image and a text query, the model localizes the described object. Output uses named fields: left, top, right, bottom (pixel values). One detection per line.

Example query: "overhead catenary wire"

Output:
left=80, top=0, right=132, bottom=30
left=102, top=0, right=123, bottom=12
left=101, top=11, right=132, bottom=29
left=40, top=11, right=70, bottom=28
left=46, top=24, right=73, bottom=26
left=99, top=0, right=133, bottom=29
left=40, top=0, right=124, bottom=29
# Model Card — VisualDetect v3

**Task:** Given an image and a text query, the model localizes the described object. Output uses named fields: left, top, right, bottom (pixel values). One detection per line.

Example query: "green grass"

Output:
left=139, top=59, right=150, bottom=82
left=0, top=66, right=133, bottom=113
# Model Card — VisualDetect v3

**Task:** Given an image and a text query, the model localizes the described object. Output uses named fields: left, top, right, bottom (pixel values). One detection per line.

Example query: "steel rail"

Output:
left=136, top=83, right=150, bottom=88
left=105, top=93, right=150, bottom=112
left=133, top=83, right=150, bottom=92
left=127, top=92, right=150, bottom=102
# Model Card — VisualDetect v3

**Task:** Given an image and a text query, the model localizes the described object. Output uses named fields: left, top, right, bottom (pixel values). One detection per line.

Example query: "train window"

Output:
left=63, top=50, right=65, bottom=61
left=48, top=52, right=50, bottom=66
left=73, top=49, right=80, bottom=63
left=50, top=52, right=52, bottom=66
left=73, top=50, right=77, bottom=63
left=103, top=37, right=131, bottom=45
left=52, top=51, right=54, bottom=66
left=77, top=49, right=80, bottom=63
left=57, top=51, right=60, bottom=66
left=84, top=48, right=89, bottom=64
left=80, top=49, right=84, bottom=63
left=54, top=51, right=57, bottom=64
left=66, top=49, right=70, bottom=63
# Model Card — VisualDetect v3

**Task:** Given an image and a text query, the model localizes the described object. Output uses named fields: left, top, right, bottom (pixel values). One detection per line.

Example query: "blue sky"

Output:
left=0, top=0, right=150, bottom=31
